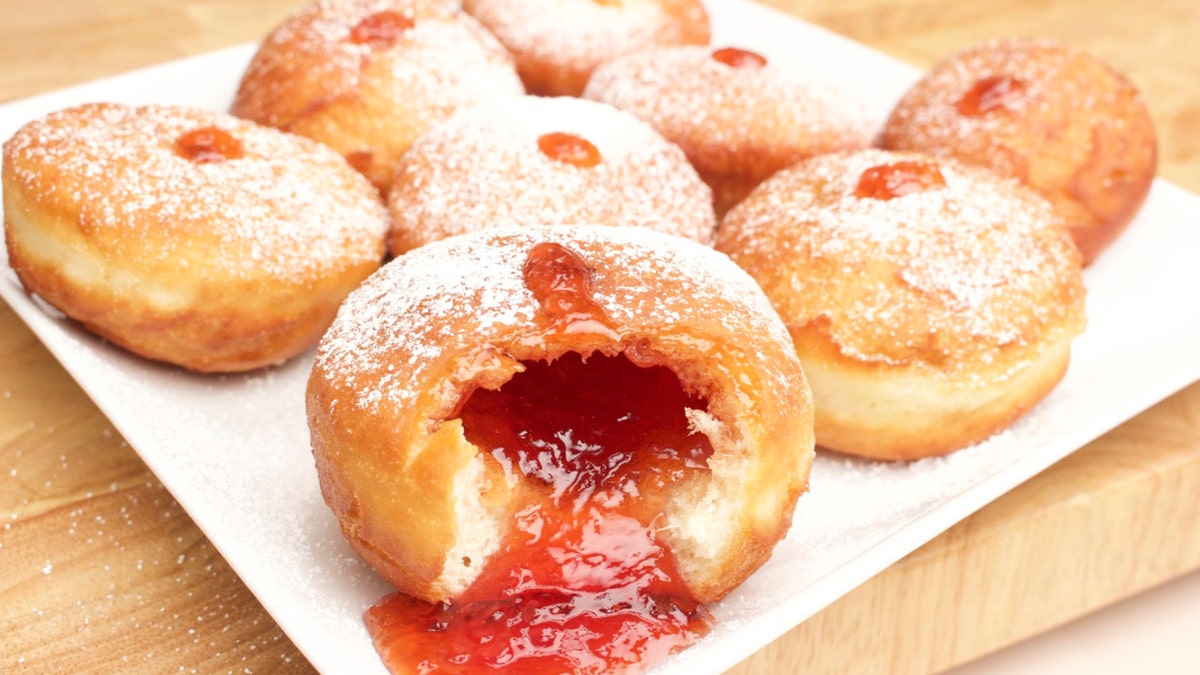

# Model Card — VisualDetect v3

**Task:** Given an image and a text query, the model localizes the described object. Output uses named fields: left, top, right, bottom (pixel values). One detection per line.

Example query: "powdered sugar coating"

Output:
left=584, top=45, right=874, bottom=180
left=316, top=224, right=795, bottom=416
left=462, top=0, right=710, bottom=96
left=881, top=38, right=1157, bottom=263
left=4, top=102, right=388, bottom=284
left=387, top=96, right=716, bottom=253
left=717, top=149, right=1086, bottom=381
left=231, top=0, right=524, bottom=190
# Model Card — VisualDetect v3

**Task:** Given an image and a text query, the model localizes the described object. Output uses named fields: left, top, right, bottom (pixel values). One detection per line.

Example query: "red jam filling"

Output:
left=174, top=126, right=243, bottom=164
left=956, top=74, right=1027, bottom=115
left=711, top=47, right=768, bottom=69
left=364, top=242, right=715, bottom=673
left=349, top=11, right=415, bottom=46
left=854, top=160, right=948, bottom=200
left=537, top=133, right=602, bottom=169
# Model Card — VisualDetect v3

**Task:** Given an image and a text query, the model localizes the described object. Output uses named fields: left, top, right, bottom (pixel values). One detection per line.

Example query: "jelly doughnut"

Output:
left=387, top=95, right=716, bottom=254
left=882, top=38, right=1157, bottom=264
left=462, top=0, right=710, bottom=97
left=717, top=149, right=1086, bottom=460
left=307, top=224, right=814, bottom=672
left=585, top=44, right=873, bottom=215
left=2, top=102, right=389, bottom=373
left=231, top=0, right=524, bottom=193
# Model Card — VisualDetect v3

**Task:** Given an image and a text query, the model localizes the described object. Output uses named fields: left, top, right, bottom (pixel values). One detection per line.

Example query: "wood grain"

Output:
left=0, top=1, right=1197, bottom=673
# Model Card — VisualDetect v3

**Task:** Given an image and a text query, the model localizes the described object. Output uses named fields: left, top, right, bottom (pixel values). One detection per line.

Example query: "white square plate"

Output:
left=3, top=1, right=1199, bottom=672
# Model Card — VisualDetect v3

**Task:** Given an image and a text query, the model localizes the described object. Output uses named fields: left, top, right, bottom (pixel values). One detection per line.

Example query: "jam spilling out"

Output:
left=349, top=11, right=415, bottom=46
left=956, top=74, right=1028, bottom=116
left=364, top=241, right=715, bottom=673
left=537, top=132, right=602, bottom=169
left=367, top=352, right=716, bottom=673
left=855, top=160, right=948, bottom=200
left=174, top=126, right=243, bottom=164
left=711, top=46, right=768, bottom=69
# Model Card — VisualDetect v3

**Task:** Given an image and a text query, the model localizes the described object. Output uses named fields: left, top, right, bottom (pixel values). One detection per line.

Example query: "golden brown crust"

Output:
left=584, top=45, right=873, bottom=215
left=881, top=37, right=1157, bottom=265
left=2, top=102, right=389, bottom=373
left=307, top=225, right=814, bottom=603
left=230, top=0, right=523, bottom=193
left=462, top=0, right=710, bottom=97
left=716, top=149, right=1087, bottom=459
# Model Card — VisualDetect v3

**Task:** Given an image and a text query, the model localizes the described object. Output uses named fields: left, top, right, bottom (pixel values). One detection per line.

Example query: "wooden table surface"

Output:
left=1, top=1, right=1197, bottom=673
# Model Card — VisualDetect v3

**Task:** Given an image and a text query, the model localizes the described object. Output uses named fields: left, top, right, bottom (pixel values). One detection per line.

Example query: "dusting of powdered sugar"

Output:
left=462, top=0, right=709, bottom=92
left=231, top=0, right=522, bottom=141
left=4, top=102, right=388, bottom=283
left=718, top=149, right=1086, bottom=376
left=315, top=225, right=794, bottom=416
left=583, top=44, right=875, bottom=176
left=387, top=95, right=716, bottom=251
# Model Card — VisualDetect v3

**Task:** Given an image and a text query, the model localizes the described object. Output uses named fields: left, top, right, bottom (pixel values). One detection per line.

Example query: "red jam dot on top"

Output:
left=365, top=351, right=716, bottom=674
left=537, top=132, right=602, bottom=168
left=174, top=126, right=244, bottom=164
left=711, top=46, right=768, bottom=69
left=855, top=161, right=948, bottom=200
left=521, top=241, right=613, bottom=333
left=349, top=11, right=415, bottom=46
left=956, top=74, right=1028, bottom=115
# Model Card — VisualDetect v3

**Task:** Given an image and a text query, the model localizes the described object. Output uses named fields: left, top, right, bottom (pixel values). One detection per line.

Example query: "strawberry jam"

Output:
left=364, top=242, right=716, bottom=673
left=349, top=11, right=415, bottom=46
left=855, top=160, right=948, bottom=200
left=711, top=47, right=768, bottom=69
left=174, top=126, right=243, bottom=164
left=956, top=74, right=1027, bottom=115
left=537, top=133, right=602, bottom=169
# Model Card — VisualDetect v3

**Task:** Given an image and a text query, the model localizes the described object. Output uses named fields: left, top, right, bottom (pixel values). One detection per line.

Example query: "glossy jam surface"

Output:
left=174, top=126, right=243, bottom=164
left=367, top=352, right=715, bottom=673
left=711, top=47, right=768, bottom=69
left=349, top=11, right=414, bottom=46
left=855, top=160, right=948, bottom=200
left=537, top=132, right=602, bottom=168
left=956, top=74, right=1028, bottom=115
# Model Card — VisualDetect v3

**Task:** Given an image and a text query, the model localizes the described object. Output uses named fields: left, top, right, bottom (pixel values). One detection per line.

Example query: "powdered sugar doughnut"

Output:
left=231, top=0, right=524, bottom=193
left=462, top=0, right=710, bottom=97
left=2, top=102, right=389, bottom=373
left=717, top=149, right=1086, bottom=460
left=308, top=224, right=813, bottom=621
left=585, top=45, right=874, bottom=215
left=882, top=38, right=1157, bottom=265
left=387, top=95, right=716, bottom=254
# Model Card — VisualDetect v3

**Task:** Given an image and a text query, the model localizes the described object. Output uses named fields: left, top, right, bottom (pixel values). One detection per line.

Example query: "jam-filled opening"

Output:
left=855, top=160, right=948, bottom=200
left=365, top=350, right=716, bottom=673
left=349, top=11, right=415, bottom=46
left=174, top=126, right=243, bottom=164
left=537, top=132, right=602, bottom=169
left=956, top=74, right=1027, bottom=115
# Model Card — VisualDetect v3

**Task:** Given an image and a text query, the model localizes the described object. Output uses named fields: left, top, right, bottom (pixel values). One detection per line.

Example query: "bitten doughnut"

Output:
left=881, top=38, right=1157, bottom=264
left=717, top=149, right=1087, bottom=460
left=231, top=0, right=523, bottom=193
left=308, top=225, right=814, bottom=672
left=462, top=0, right=710, bottom=97
left=584, top=45, right=873, bottom=215
left=387, top=95, right=716, bottom=255
left=2, top=102, right=389, bottom=373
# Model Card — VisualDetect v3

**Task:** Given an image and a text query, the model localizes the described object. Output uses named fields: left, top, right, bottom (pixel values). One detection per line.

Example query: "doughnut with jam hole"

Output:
left=717, top=149, right=1087, bottom=460
left=307, top=224, right=814, bottom=673
left=386, top=95, right=716, bottom=255
left=462, top=0, right=711, bottom=97
left=584, top=44, right=874, bottom=215
left=231, top=0, right=523, bottom=193
left=881, top=38, right=1157, bottom=264
left=2, top=102, right=389, bottom=373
